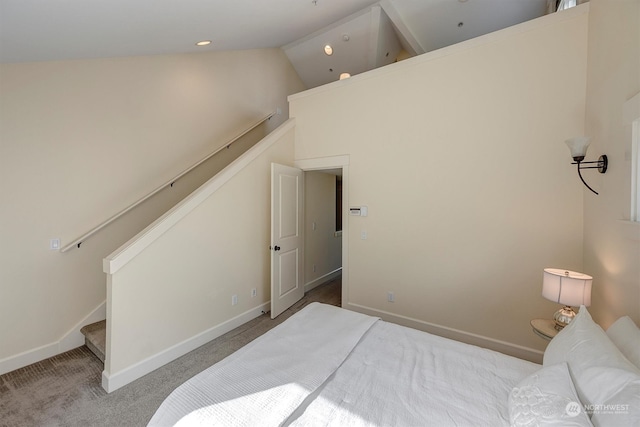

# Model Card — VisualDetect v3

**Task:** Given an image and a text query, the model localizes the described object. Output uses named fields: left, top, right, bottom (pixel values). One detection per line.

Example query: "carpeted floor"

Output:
left=0, top=277, right=341, bottom=427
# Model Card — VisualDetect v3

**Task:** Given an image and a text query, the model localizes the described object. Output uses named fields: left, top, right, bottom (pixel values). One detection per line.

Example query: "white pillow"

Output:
left=509, top=362, right=593, bottom=426
left=589, top=378, right=640, bottom=427
left=606, top=316, right=640, bottom=369
left=543, top=306, right=640, bottom=425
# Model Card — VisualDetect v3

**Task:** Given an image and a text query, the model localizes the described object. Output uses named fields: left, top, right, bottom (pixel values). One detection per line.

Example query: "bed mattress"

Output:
left=149, top=303, right=539, bottom=426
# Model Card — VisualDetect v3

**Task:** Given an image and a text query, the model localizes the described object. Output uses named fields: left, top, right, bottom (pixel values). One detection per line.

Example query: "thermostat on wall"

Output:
left=350, top=206, right=368, bottom=217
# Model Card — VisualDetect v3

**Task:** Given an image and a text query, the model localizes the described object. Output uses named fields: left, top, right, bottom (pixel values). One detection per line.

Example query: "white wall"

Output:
left=583, top=0, right=640, bottom=327
left=0, top=49, right=305, bottom=372
left=304, top=171, right=342, bottom=289
left=290, top=6, right=590, bottom=360
left=103, top=122, right=296, bottom=391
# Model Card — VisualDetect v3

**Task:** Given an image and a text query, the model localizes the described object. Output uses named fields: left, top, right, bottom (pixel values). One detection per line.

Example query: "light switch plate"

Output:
left=50, top=238, right=60, bottom=250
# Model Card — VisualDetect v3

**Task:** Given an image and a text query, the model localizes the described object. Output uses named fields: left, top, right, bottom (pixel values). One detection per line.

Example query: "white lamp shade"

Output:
left=565, top=137, right=591, bottom=159
left=542, top=268, right=592, bottom=307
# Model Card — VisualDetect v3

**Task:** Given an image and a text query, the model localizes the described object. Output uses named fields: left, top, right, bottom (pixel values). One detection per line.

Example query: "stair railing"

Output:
left=60, top=111, right=276, bottom=252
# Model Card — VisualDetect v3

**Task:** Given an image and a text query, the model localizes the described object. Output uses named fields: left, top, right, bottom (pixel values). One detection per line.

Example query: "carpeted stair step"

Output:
left=80, top=320, right=106, bottom=363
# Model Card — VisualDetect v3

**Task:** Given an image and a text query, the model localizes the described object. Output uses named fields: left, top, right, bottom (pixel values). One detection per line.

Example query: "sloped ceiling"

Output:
left=283, top=5, right=403, bottom=88
left=283, top=0, right=551, bottom=88
left=0, top=0, right=551, bottom=88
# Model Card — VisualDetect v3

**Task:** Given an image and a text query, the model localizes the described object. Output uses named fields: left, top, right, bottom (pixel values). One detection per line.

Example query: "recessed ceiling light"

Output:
left=339, top=73, right=351, bottom=80
left=196, top=40, right=212, bottom=46
left=324, top=45, right=333, bottom=56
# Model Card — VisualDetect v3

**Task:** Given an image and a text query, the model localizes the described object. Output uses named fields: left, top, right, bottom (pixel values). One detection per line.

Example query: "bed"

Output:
left=148, top=303, right=640, bottom=427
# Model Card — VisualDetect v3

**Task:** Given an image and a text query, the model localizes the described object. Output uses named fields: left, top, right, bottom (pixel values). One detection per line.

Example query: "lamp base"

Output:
left=553, top=306, right=577, bottom=330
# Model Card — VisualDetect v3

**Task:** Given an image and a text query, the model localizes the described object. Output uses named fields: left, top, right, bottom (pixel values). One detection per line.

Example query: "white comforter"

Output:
left=149, top=303, right=539, bottom=426
left=148, top=303, right=378, bottom=427
left=288, top=320, right=539, bottom=426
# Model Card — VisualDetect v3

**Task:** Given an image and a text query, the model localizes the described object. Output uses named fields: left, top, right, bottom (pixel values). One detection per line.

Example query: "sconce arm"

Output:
left=576, top=163, right=599, bottom=195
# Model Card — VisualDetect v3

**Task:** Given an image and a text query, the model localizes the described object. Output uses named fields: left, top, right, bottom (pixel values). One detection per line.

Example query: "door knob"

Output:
left=274, top=246, right=281, bottom=251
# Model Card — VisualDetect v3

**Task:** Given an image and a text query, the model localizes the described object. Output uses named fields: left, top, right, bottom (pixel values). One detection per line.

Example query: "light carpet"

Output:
left=0, top=277, right=341, bottom=427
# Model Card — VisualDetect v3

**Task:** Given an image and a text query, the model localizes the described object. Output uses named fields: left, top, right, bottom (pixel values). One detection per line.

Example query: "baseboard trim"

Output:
left=0, top=301, right=107, bottom=376
left=304, top=268, right=342, bottom=293
left=0, top=343, right=59, bottom=376
left=102, top=301, right=270, bottom=393
left=346, top=303, right=543, bottom=364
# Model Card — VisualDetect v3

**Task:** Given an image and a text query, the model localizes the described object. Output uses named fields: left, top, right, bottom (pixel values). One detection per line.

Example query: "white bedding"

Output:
left=148, top=303, right=378, bottom=426
left=149, top=303, right=539, bottom=426
left=288, top=320, right=539, bottom=426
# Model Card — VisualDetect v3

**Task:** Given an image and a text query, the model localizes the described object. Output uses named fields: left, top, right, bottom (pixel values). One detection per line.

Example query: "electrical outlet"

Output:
left=387, top=291, right=395, bottom=302
left=232, top=295, right=238, bottom=306
left=251, top=288, right=257, bottom=298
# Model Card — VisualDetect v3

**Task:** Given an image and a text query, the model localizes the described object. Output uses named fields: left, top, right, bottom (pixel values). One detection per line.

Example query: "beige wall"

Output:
left=304, top=171, right=342, bottom=287
left=104, top=124, right=295, bottom=388
left=0, top=49, right=305, bottom=368
left=290, top=6, right=590, bottom=358
left=583, top=0, right=640, bottom=327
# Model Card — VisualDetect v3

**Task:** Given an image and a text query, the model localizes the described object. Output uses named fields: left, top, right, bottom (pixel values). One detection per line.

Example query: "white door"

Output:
left=270, top=163, right=304, bottom=318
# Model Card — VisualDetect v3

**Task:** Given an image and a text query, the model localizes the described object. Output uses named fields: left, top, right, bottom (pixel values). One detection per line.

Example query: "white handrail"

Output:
left=61, top=111, right=276, bottom=252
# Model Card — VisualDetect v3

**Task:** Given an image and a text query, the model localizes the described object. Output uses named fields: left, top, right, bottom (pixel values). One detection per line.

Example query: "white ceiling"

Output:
left=283, top=5, right=404, bottom=88
left=0, top=0, right=551, bottom=87
left=391, top=0, right=550, bottom=54
left=0, top=0, right=381, bottom=63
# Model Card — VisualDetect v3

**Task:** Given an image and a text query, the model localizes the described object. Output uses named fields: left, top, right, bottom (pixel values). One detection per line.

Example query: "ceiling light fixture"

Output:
left=339, top=73, right=351, bottom=80
left=195, top=40, right=212, bottom=46
left=324, top=45, right=333, bottom=56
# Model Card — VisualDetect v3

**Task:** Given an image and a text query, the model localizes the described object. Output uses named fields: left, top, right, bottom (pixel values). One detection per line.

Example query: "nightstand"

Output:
left=531, top=318, right=559, bottom=341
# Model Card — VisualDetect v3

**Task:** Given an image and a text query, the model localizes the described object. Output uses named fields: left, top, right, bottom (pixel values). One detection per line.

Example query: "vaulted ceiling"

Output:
left=0, top=0, right=551, bottom=88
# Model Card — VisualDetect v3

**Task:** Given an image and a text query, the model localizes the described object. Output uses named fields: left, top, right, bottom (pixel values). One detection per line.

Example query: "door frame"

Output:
left=294, top=155, right=349, bottom=308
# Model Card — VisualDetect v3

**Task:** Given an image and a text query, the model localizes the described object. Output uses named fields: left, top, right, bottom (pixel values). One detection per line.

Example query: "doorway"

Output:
left=295, top=155, right=349, bottom=307
left=303, top=169, right=342, bottom=292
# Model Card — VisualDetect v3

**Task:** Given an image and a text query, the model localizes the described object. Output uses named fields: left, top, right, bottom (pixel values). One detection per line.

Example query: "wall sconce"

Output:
left=564, top=137, right=607, bottom=195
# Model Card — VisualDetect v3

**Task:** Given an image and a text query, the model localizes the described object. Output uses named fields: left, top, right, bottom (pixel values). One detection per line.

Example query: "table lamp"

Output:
left=542, top=268, right=592, bottom=330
